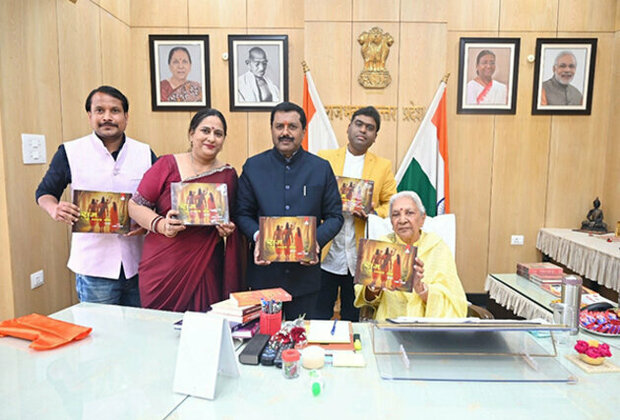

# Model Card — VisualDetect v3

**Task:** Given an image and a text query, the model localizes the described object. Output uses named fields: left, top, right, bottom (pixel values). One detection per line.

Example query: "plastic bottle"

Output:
left=281, top=349, right=300, bottom=379
left=309, top=369, right=324, bottom=396
left=561, top=275, right=582, bottom=335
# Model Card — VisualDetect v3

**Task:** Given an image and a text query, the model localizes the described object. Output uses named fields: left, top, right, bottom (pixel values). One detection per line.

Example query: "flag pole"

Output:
left=436, top=73, right=449, bottom=213
left=302, top=60, right=310, bottom=74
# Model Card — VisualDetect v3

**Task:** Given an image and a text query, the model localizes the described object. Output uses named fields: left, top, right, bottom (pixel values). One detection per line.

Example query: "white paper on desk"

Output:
left=173, top=311, right=239, bottom=400
left=332, top=350, right=366, bottom=367
left=307, top=320, right=350, bottom=343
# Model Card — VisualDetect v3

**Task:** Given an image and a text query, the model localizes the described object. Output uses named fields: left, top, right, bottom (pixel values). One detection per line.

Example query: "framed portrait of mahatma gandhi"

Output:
left=457, top=37, right=520, bottom=114
left=228, top=35, right=288, bottom=112
left=532, top=38, right=597, bottom=115
left=149, top=34, right=210, bottom=111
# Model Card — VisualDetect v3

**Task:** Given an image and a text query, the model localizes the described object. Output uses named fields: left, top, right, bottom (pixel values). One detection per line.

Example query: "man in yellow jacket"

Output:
left=316, top=106, right=397, bottom=321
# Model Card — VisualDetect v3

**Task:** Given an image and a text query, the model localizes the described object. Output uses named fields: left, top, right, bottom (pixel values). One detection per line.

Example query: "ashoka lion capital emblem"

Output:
left=358, top=27, right=394, bottom=89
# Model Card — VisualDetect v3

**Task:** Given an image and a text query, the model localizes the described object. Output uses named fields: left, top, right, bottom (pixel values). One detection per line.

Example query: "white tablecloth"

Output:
left=536, top=228, right=620, bottom=292
left=484, top=275, right=553, bottom=322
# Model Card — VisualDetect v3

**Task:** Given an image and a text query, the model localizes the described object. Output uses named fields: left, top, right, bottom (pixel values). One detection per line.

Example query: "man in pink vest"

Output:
left=36, top=86, right=156, bottom=306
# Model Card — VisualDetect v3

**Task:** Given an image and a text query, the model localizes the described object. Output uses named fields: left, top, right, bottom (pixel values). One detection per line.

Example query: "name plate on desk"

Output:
left=173, top=312, right=239, bottom=400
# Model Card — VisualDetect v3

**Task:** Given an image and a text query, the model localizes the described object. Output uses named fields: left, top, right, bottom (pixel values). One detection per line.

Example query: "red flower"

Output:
left=585, top=347, right=601, bottom=358
left=598, top=343, right=612, bottom=358
left=574, top=340, right=589, bottom=354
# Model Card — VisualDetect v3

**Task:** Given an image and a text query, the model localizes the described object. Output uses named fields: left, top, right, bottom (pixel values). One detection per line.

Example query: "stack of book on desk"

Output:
left=210, top=299, right=261, bottom=325
left=516, top=262, right=564, bottom=285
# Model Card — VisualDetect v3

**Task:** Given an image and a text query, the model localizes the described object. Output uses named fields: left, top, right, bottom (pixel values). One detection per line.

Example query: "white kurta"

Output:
left=65, top=133, right=151, bottom=279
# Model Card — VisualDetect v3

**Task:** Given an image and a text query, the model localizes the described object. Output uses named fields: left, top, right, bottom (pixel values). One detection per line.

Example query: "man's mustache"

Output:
left=278, top=135, right=294, bottom=142
left=99, top=122, right=118, bottom=128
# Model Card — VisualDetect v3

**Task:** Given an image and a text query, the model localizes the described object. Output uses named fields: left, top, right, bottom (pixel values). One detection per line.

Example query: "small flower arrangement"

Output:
left=574, top=339, right=612, bottom=365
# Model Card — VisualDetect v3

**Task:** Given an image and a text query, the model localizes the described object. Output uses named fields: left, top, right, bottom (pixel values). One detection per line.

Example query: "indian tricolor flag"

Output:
left=395, top=80, right=449, bottom=217
left=301, top=62, right=339, bottom=153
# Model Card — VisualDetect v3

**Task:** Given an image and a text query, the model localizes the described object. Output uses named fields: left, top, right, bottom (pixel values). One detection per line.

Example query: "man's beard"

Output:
left=554, top=73, right=573, bottom=86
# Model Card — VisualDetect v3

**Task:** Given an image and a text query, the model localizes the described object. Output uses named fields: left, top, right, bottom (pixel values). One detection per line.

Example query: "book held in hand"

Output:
left=72, top=190, right=132, bottom=234
left=336, top=176, right=374, bottom=214
left=354, top=239, right=417, bottom=292
left=258, top=216, right=317, bottom=262
left=170, top=182, right=229, bottom=225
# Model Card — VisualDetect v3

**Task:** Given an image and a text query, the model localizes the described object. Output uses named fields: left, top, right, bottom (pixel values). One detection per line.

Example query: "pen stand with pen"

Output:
left=259, top=300, right=283, bottom=336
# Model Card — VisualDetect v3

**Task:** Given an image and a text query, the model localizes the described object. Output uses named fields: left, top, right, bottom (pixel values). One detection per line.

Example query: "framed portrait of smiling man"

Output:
left=228, top=35, right=288, bottom=112
left=457, top=37, right=520, bottom=114
left=532, top=38, right=597, bottom=115
left=149, top=34, right=210, bottom=111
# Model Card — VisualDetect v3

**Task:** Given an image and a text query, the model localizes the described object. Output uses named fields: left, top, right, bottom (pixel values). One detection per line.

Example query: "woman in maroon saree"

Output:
left=128, top=108, right=242, bottom=312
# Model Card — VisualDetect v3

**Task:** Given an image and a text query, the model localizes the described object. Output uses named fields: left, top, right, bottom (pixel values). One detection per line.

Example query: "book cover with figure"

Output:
left=336, top=176, right=374, bottom=214
left=72, top=190, right=132, bottom=234
left=170, top=182, right=229, bottom=225
left=354, top=239, right=417, bottom=292
left=258, top=216, right=317, bottom=262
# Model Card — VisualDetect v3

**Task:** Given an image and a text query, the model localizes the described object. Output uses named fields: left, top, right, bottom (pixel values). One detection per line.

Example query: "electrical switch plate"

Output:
left=511, top=235, right=524, bottom=246
left=30, top=270, right=44, bottom=289
left=21, top=133, right=47, bottom=164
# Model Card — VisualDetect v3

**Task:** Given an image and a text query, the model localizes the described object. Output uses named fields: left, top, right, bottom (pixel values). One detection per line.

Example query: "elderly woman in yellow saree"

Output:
left=354, top=191, right=467, bottom=320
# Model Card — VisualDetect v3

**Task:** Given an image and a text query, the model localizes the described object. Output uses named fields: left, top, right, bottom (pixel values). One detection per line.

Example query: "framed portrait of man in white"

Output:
left=228, top=35, right=288, bottom=112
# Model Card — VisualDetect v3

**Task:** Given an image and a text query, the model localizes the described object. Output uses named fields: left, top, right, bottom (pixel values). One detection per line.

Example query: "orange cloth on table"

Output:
left=0, top=313, right=92, bottom=350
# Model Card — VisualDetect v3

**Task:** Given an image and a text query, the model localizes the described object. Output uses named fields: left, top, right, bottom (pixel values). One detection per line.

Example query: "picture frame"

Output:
left=531, top=38, right=597, bottom=115
left=228, top=35, right=288, bottom=112
left=457, top=37, right=520, bottom=114
left=149, top=34, right=210, bottom=111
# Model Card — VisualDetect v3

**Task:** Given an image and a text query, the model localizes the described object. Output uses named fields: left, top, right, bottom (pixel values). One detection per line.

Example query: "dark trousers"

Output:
left=283, top=292, right=319, bottom=320
left=315, top=269, right=360, bottom=321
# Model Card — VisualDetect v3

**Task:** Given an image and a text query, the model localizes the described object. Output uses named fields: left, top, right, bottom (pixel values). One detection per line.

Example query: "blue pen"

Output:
left=330, top=319, right=337, bottom=335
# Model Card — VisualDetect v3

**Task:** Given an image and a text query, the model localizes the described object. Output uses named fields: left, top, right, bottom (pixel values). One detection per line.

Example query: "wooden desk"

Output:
left=2, top=303, right=619, bottom=419
left=537, top=228, right=620, bottom=293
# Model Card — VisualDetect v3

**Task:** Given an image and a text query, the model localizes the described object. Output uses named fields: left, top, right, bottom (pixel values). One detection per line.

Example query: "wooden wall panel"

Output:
left=603, top=32, right=619, bottom=225
left=446, top=31, right=496, bottom=292
left=545, top=33, right=613, bottom=228
left=126, top=28, right=192, bottom=157
left=188, top=0, right=247, bottom=28
left=397, top=23, right=447, bottom=170
left=446, top=0, right=500, bottom=31
left=353, top=0, right=399, bottom=22
left=0, top=110, right=15, bottom=320
left=131, top=0, right=188, bottom=27
left=351, top=22, right=399, bottom=164
left=305, top=0, right=351, bottom=22
left=101, top=12, right=130, bottom=89
left=248, top=0, right=305, bottom=28
left=401, top=0, right=448, bottom=22
left=0, top=0, right=72, bottom=317
left=487, top=33, right=553, bottom=274
left=304, top=21, right=353, bottom=147
left=189, top=27, right=248, bottom=172
left=558, top=0, right=616, bottom=32
left=500, top=0, right=558, bottom=32
left=100, top=0, right=130, bottom=25
left=57, top=0, right=102, bottom=141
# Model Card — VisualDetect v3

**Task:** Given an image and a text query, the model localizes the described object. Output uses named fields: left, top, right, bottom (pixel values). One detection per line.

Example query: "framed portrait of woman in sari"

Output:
left=149, top=34, right=211, bottom=111
left=457, top=37, right=520, bottom=114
